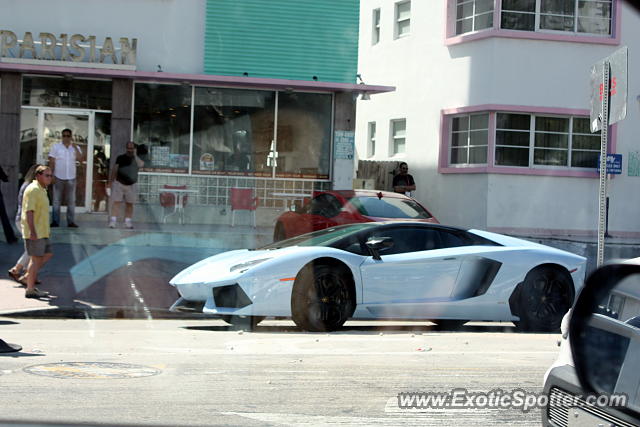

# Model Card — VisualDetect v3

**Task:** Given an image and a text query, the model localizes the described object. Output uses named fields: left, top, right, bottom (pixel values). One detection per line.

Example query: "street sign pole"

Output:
left=597, top=62, right=610, bottom=267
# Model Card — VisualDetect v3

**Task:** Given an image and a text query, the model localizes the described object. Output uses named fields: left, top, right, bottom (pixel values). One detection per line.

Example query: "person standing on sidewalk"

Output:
left=8, top=164, right=39, bottom=284
left=48, top=128, right=82, bottom=228
left=108, top=141, right=144, bottom=229
left=21, top=165, right=53, bottom=298
left=392, top=162, right=416, bottom=196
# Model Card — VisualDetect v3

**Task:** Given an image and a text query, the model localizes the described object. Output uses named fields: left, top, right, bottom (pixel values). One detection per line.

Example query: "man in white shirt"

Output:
left=48, top=128, right=82, bottom=228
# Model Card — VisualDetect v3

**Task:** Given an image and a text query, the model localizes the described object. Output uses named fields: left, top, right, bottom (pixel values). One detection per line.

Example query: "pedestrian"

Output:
left=21, top=165, right=54, bottom=298
left=392, top=162, right=416, bottom=196
left=48, top=128, right=82, bottom=228
left=108, top=141, right=144, bottom=229
left=0, top=165, right=18, bottom=243
left=8, top=164, right=39, bottom=284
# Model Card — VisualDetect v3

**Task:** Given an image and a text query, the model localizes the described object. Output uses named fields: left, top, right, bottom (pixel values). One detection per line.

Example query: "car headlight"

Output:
left=229, top=258, right=272, bottom=273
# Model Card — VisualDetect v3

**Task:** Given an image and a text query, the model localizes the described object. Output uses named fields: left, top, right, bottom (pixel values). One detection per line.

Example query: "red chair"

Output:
left=230, top=188, right=259, bottom=227
left=160, top=184, right=189, bottom=223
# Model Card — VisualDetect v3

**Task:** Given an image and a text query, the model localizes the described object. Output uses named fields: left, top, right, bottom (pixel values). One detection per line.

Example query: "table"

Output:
left=161, top=188, right=199, bottom=224
left=271, top=192, right=312, bottom=211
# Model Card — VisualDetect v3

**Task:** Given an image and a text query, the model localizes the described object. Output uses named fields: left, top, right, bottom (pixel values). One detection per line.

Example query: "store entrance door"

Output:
left=37, top=109, right=94, bottom=212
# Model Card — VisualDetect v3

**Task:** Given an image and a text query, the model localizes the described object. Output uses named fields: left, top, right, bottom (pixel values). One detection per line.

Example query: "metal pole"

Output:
left=597, top=61, right=610, bottom=267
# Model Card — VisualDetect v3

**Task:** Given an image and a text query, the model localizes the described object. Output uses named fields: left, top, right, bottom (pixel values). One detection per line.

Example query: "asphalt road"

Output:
left=0, top=318, right=560, bottom=426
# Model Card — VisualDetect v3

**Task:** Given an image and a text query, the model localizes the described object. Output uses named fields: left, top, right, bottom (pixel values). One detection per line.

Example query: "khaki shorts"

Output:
left=111, top=181, right=138, bottom=204
left=25, top=238, right=52, bottom=257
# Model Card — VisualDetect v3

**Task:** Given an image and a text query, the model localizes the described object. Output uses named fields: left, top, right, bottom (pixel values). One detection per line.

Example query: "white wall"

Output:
left=356, top=0, right=640, bottom=235
left=0, top=0, right=206, bottom=74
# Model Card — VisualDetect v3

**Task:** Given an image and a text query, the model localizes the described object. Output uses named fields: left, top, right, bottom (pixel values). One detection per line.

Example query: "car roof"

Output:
left=319, top=189, right=411, bottom=199
left=350, top=220, right=469, bottom=234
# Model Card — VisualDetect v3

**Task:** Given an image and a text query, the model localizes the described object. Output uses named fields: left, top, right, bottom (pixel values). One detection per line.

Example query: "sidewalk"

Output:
left=1, top=220, right=273, bottom=317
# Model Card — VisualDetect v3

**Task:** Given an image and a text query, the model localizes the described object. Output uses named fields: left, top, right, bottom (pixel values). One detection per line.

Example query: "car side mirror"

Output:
left=365, top=236, right=394, bottom=260
left=569, top=261, right=640, bottom=414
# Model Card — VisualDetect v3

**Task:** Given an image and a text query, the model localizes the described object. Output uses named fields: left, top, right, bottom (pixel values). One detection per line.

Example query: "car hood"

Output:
left=170, top=249, right=271, bottom=285
left=169, top=246, right=306, bottom=285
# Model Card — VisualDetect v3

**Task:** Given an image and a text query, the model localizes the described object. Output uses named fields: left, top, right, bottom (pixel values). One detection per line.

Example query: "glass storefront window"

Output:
left=275, top=92, right=332, bottom=179
left=132, top=83, right=333, bottom=179
left=22, top=76, right=112, bottom=110
left=134, top=83, right=192, bottom=173
left=192, top=88, right=275, bottom=176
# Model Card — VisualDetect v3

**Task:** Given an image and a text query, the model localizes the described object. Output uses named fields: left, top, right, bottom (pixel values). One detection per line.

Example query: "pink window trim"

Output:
left=438, top=104, right=618, bottom=178
left=444, top=0, right=621, bottom=47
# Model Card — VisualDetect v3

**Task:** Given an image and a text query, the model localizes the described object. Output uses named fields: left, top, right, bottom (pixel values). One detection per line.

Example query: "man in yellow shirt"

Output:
left=21, top=165, right=54, bottom=298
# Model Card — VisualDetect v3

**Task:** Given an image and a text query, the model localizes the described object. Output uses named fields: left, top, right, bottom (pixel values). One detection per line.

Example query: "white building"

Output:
left=356, top=0, right=640, bottom=238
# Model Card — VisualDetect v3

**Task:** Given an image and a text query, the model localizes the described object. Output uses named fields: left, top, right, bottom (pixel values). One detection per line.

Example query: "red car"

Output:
left=273, top=190, right=439, bottom=241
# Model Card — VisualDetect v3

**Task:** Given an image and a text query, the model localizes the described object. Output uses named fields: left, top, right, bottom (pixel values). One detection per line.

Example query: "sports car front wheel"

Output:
left=291, top=263, right=355, bottom=332
left=518, top=266, right=573, bottom=332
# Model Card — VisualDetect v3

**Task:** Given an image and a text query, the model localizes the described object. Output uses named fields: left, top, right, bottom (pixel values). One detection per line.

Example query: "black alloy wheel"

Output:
left=518, top=266, right=573, bottom=332
left=291, top=264, right=354, bottom=332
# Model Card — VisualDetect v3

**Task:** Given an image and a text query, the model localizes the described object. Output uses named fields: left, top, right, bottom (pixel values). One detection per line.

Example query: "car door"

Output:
left=359, top=226, right=465, bottom=318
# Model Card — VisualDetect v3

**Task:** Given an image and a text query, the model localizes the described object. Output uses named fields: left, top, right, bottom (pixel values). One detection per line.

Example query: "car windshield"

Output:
left=348, top=195, right=432, bottom=219
left=260, top=223, right=377, bottom=249
left=1, top=1, right=639, bottom=426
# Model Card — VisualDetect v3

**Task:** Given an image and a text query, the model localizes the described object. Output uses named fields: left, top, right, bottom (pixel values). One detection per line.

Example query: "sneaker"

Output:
left=68, top=223, right=79, bottom=228
left=125, top=221, right=134, bottom=229
left=109, top=219, right=117, bottom=229
left=50, top=222, right=59, bottom=227
left=25, top=288, right=49, bottom=299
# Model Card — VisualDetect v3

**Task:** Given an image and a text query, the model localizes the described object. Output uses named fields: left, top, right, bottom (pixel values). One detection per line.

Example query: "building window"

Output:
left=372, top=8, right=381, bottom=44
left=391, top=119, right=406, bottom=155
left=191, top=87, right=275, bottom=176
left=501, top=0, right=612, bottom=35
left=367, top=122, right=376, bottom=157
left=134, top=83, right=192, bottom=173
left=455, top=0, right=494, bottom=35
left=495, top=113, right=600, bottom=168
left=395, top=1, right=411, bottom=39
left=450, top=113, right=489, bottom=164
left=133, top=83, right=333, bottom=179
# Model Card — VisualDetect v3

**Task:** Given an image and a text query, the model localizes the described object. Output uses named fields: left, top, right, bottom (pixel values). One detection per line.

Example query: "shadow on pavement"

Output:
left=0, top=320, right=20, bottom=325
left=0, top=351, right=46, bottom=358
left=182, top=322, right=530, bottom=334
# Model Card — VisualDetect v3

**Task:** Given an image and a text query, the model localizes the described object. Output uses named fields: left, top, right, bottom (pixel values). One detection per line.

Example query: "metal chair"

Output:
left=160, top=184, right=189, bottom=223
left=230, top=188, right=258, bottom=227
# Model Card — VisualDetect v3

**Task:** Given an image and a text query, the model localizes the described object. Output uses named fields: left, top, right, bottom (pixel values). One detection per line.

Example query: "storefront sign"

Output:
left=334, top=130, right=354, bottom=160
left=0, top=30, right=137, bottom=67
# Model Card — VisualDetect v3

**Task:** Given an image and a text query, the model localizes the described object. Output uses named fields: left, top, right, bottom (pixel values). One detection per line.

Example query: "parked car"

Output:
left=542, top=259, right=640, bottom=426
left=273, top=189, right=438, bottom=241
left=170, top=221, right=585, bottom=332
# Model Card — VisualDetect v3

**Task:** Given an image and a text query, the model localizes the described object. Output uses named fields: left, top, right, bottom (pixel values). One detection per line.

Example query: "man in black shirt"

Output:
left=107, top=142, right=144, bottom=229
left=392, top=162, right=416, bottom=196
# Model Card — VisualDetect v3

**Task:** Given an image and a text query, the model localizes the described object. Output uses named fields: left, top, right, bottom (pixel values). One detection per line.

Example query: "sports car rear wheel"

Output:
left=291, top=263, right=354, bottom=332
left=518, top=266, right=573, bottom=332
left=221, top=315, right=264, bottom=330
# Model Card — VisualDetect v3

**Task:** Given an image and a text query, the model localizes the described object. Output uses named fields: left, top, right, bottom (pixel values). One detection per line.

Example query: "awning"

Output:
left=0, top=61, right=394, bottom=95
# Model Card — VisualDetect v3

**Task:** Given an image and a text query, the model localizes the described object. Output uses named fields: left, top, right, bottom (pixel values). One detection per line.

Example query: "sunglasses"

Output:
left=62, top=134, right=72, bottom=138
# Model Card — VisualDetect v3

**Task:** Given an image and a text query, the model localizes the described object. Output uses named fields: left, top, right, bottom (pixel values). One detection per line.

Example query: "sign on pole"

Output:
left=590, top=46, right=628, bottom=132
left=597, top=154, right=623, bottom=175
left=590, top=47, right=628, bottom=267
